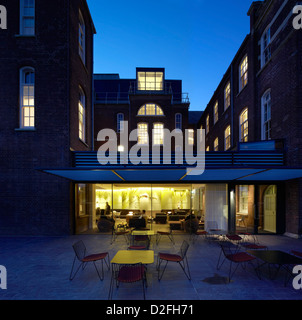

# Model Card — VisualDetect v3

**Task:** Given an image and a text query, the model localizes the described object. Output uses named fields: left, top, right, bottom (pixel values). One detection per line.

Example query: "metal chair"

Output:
left=156, top=229, right=175, bottom=245
left=111, top=230, right=130, bottom=245
left=157, top=240, right=191, bottom=281
left=69, top=240, right=109, bottom=281
left=190, top=230, right=208, bottom=243
left=216, top=241, right=256, bottom=282
left=108, top=263, right=147, bottom=300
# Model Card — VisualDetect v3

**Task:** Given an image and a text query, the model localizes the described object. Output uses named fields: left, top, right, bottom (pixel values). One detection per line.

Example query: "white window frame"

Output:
left=239, top=55, right=248, bottom=92
left=79, top=87, right=86, bottom=142
left=224, top=125, right=231, bottom=151
left=20, top=67, right=35, bottom=128
left=79, top=10, right=86, bottom=64
left=137, top=72, right=163, bottom=91
left=137, top=123, right=148, bottom=145
left=261, top=27, right=271, bottom=67
left=20, top=0, right=35, bottom=35
left=188, top=129, right=194, bottom=145
left=117, top=113, right=124, bottom=133
left=224, top=82, right=231, bottom=111
left=239, top=185, right=249, bottom=214
left=175, top=113, right=182, bottom=130
left=153, top=123, right=164, bottom=145
left=261, top=90, right=272, bottom=140
left=239, top=108, right=248, bottom=142
left=138, top=103, right=164, bottom=116
left=213, top=101, right=218, bottom=124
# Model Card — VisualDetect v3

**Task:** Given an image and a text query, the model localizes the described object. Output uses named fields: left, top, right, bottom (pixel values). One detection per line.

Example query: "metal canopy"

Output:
left=41, top=167, right=302, bottom=183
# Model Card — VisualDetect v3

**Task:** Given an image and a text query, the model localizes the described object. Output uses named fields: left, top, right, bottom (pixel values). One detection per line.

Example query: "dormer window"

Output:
left=137, top=71, right=163, bottom=91
left=138, top=104, right=164, bottom=116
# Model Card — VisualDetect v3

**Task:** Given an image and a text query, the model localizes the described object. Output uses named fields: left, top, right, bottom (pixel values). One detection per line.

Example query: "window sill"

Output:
left=236, top=84, right=248, bottom=98
left=15, top=128, right=36, bottom=132
left=79, top=138, right=89, bottom=148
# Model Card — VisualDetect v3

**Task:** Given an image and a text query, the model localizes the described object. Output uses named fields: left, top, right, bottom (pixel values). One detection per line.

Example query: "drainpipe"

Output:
left=230, top=64, right=234, bottom=148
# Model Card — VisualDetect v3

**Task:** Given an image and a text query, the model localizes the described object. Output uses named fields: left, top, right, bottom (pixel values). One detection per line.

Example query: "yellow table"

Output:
left=111, top=250, right=154, bottom=265
left=131, top=230, right=155, bottom=236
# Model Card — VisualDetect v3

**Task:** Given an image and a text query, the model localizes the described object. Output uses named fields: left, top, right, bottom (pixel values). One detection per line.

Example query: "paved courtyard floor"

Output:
left=0, top=233, right=301, bottom=301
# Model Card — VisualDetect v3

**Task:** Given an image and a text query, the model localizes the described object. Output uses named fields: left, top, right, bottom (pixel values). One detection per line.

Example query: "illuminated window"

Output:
left=153, top=123, right=164, bottom=145
left=79, top=87, right=86, bottom=141
left=188, top=129, right=194, bottom=145
left=261, top=90, right=271, bottom=140
left=206, top=146, right=210, bottom=152
left=175, top=113, right=182, bottom=130
left=261, top=27, right=271, bottom=67
left=239, top=185, right=249, bottom=213
left=79, top=10, right=86, bottom=63
left=20, top=67, right=35, bottom=128
left=117, top=113, right=124, bottom=133
left=224, top=125, right=231, bottom=150
left=138, top=123, right=148, bottom=145
left=138, top=104, right=164, bottom=116
left=224, top=82, right=231, bottom=110
left=239, top=55, right=248, bottom=91
left=206, top=115, right=209, bottom=134
left=214, top=137, right=219, bottom=151
left=20, top=0, right=35, bottom=35
left=239, top=108, right=248, bottom=142
left=214, top=101, right=218, bottom=124
left=137, top=72, right=163, bottom=91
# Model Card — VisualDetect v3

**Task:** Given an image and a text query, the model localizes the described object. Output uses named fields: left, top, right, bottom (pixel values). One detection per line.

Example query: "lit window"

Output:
left=20, top=0, right=35, bottom=35
left=261, top=28, right=271, bottom=67
left=239, top=55, right=248, bottom=91
left=239, top=108, right=248, bottom=142
left=117, top=113, right=124, bottom=133
left=153, top=123, right=164, bottom=145
left=137, top=72, right=163, bottom=91
left=175, top=113, right=182, bottom=130
left=188, top=129, right=194, bottom=145
left=214, top=101, right=218, bottom=124
left=79, top=10, right=86, bottom=63
left=262, top=90, right=271, bottom=140
left=20, top=67, right=35, bottom=128
left=138, top=104, right=164, bottom=116
left=138, top=123, right=148, bottom=145
left=206, top=115, right=209, bottom=134
left=206, top=146, right=210, bottom=152
left=224, top=125, right=231, bottom=150
left=239, top=185, right=249, bottom=213
left=214, top=137, right=219, bottom=151
left=224, top=82, right=231, bottom=110
left=79, top=87, right=86, bottom=141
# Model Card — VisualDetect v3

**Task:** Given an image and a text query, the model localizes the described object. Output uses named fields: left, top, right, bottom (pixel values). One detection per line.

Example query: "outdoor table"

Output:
left=131, top=230, right=155, bottom=247
left=247, top=250, right=302, bottom=285
left=111, top=250, right=154, bottom=265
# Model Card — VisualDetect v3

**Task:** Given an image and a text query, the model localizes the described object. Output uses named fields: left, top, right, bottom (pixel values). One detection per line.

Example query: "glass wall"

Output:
left=74, top=183, right=229, bottom=234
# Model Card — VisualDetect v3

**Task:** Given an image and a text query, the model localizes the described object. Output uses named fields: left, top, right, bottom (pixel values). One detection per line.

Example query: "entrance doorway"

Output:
left=263, top=185, right=277, bottom=233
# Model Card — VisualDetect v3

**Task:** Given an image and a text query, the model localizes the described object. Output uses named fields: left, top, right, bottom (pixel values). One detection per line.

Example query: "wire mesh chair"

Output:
left=157, top=240, right=191, bottom=281
left=108, top=263, right=147, bottom=300
left=69, top=240, right=109, bottom=281
left=156, top=229, right=175, bottom=245
left=216, top=241, right=256, bottom=282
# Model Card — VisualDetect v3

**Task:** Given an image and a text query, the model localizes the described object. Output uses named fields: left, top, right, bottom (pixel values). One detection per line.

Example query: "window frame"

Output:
left=213, top=101, right=218, bottom=124
left=20, top=0, right=35, bottom=36
left=20, top=67, right=35, bottom=129
left=137, top=71, right=164, bottom=91
left=224, top=125, right=231, bottom=151
left=214, top=137, right=219, bottom=151
left=79, top=87, right=86, bottom=142
left=224, top=82, right=231, bottom=111
left=261, top=27, right=271, bottom=67
left=239, top=108, right=248, bottom=142
left=261, top=90, right=272, bottom=140
left=137, top=103, right=164, bottom=116
left=137, top=123, right=148, bottom=145
left=175, top=113, right=182, bottom=130
left=117, top=113, right=124, bottom=133
left=239, top=55, right=248, bottom=92
left=79, top=10, right=86, bottom=64
left=206, top=115, right=209, bottom=135
left=153, top=123, right=164, bottom=146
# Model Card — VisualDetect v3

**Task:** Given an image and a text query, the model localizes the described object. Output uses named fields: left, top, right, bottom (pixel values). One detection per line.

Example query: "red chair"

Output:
left=217, top=241, right=256, bottom=282
left=291, top=250, right=302, bottom=258
left=190, top=230, right=208, bottom=243
left=156, top=229, right=175, bottom=245
left=157, top=240, right=191, bottom=281
left=108, top=263, right=146, bottom=300
left=69, top=240, right=109, bottom=281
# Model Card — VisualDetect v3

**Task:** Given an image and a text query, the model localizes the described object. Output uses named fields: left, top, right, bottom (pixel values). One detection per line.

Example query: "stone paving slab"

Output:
left=0, top=234, right=301, bottom=300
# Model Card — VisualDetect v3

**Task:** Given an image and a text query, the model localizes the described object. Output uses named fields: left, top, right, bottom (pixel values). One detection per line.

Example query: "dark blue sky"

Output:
left=87, top=0, right=253, bottom=111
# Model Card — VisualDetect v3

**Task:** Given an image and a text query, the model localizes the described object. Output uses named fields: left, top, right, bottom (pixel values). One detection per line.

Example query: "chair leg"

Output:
left=157, top=259, right=169, bottom=281
left=69, top=256, right=84, bottom=281
left=178, top=257, right=191, bottom=280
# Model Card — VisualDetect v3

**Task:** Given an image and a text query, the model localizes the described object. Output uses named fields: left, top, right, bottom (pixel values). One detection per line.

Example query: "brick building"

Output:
left=0, top=0, right=95, bottom=235
left=1, top=0, right=302, bottom=237
left=198, top=0, right=302, bottom=237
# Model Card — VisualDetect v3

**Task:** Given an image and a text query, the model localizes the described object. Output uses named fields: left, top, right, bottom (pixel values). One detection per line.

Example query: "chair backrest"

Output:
left=206, top=221, right=218, bottom=231
left=72, top=240, right=86, bottom=261
left=179, top=240, right=190, bottom=259
left=219, top=241, right=236, bottom=257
